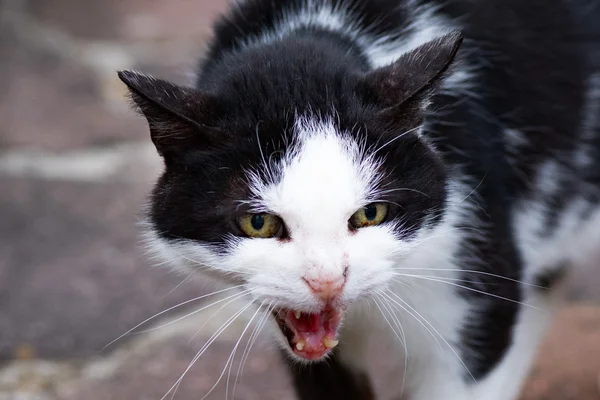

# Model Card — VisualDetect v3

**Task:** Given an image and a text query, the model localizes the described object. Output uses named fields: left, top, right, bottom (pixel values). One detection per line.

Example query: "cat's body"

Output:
left=119, top=0, right=600, bottom=399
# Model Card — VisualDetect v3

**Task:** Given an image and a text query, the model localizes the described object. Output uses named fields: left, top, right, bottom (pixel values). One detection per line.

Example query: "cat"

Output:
left=118, top=0, right=600, bottom=399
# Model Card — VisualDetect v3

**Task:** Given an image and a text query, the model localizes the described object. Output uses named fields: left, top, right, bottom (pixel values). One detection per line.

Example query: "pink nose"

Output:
left=304, top=276, right=345, bottom=301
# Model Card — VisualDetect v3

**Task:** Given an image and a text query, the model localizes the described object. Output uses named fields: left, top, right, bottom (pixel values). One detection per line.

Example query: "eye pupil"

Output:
left=364, top=204, right=378, bottom=221
left=251, top=214, right=265, bottom=230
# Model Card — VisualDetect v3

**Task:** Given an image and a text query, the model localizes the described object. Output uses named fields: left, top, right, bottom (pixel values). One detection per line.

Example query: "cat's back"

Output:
left=458, top=0, right=600, bottom=276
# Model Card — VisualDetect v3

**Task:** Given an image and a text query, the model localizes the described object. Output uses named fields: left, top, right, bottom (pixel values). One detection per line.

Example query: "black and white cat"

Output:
left=118, top=0, right=600, bottom=398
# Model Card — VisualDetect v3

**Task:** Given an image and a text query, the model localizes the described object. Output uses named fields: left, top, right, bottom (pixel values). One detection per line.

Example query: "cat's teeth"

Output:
left=294, top=311, right=301, bottom=319
left=322, top=338, right=339, bottom=349
left=295, top=340, right=305, bottom=351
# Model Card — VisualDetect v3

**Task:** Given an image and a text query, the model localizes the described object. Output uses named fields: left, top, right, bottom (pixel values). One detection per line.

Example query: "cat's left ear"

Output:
left=118, top=70, right=224, bottom=160
left=362, top=30, right=463, bottom=122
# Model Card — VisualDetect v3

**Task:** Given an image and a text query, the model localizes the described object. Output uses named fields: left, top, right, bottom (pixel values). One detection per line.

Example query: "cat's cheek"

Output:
left=343, top=226, right=402, bottom=301
left=141, top=228, right=229, bottom=275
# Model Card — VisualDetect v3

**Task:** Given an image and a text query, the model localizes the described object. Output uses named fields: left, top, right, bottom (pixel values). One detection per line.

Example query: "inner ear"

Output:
left=118, top=70, right=224, bottom=159
left=362, top=30, right=464, bottom=112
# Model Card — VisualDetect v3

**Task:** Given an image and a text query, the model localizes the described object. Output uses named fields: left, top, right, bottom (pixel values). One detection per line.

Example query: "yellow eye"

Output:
left=238, top=213, right=282, bottom=238
left=350, top=203, right=389, bottom=228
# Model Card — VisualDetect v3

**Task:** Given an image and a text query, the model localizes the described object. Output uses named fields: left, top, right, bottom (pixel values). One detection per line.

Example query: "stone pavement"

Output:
left=0, top=1, right=599, bottom=399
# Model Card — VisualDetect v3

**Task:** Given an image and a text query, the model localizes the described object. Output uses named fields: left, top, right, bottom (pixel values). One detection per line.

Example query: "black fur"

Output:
left=199, top=0, right=411, bottom=81
left=534, top=263, right=568, bottom=292
left=119, top=28, right=460, bottom=248
left=283, top=350, right=375, bottom=400
left=118, top=0, right=600, bottom=396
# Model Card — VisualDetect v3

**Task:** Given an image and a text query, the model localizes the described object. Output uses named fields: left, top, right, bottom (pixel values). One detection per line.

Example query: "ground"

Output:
left=0, top=0, right=599, bottom=399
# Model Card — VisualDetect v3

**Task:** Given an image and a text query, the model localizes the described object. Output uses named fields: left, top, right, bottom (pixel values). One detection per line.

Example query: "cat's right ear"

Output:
left=118, top=70, right=223, bottom=159
left=360, top=31, right=463, bottom=126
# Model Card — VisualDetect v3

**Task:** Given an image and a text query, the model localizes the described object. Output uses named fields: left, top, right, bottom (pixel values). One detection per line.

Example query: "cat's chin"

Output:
left=273, top=307, right=343, bottom=361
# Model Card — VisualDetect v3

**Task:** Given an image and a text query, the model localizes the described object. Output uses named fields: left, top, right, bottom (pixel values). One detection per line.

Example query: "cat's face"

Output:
left=120, top=32, right=462, bottom=361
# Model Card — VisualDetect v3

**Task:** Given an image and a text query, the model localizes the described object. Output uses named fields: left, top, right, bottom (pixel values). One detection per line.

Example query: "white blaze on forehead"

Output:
left=261, top=118, right=380, bottom=234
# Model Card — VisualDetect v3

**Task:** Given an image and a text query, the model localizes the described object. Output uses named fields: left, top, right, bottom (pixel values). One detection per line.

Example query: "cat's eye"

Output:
left=238, top=213, right=283, bottom=238
left=350, top=203, right=389, bottom=229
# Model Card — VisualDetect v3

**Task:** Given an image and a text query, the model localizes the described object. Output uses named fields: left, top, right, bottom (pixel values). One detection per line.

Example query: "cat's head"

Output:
left=119, top=31, right=462, bottom=362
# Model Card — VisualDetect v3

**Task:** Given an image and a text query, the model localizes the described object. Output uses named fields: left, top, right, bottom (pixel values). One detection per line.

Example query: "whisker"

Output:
left=373, top=125, right=422, bottom=153
left=233, top=302, right=276, bottom=398
left=102, top=284, right=245, bottom=350
left=377, top=295, right=409, bottom=398
left=392, top=274, right=543, bottom=311
left=176, top=253, right=253, bottom=276
left=459, top=170, right=489, bottom=204
left=169, top=301, right=253, bottom=400
left=188, top=290, right=254, bottom=343
left=255, top=122, right=275, bottom=185
left=382, top=227, right=488, bottom=257
left=380, top=199, right=405, bottom=209
left=391, top=267, right=544, bottom=288
left=137, top=290, right=252, bottom=335
left=377, top=187, right=431, bottom=198
left=392, top=276, right=419, bottom=293
left=161, top=273, right=194, bottom=299
left=372, top=296, right=406, bottom=349
left=378, top=289, right=441, bottom=350
left=378, top=295, right=407, bottom=348
left=372, top=226, right=491, bottom=261
left=162, top=300, right=255, bottom=400
left=219, top=302, right=264, bottom=400
left=416, top=225, right=488, bottom=241
left=383, top=289, right=478, bottom=384
left=390, top=272, right=493, bottom=286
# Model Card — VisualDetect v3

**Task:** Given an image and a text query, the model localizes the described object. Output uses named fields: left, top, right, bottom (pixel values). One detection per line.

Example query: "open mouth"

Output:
left=273, top=307, right=343, bottom=360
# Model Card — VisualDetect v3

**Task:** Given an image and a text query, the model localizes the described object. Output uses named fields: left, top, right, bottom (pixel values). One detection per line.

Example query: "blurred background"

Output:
left=0, top=0, right=599, bottom=399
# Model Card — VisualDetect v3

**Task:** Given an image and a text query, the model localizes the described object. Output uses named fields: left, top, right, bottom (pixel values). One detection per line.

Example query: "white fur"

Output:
left=503, top=128, right=527, bottom=157
left=245, top=117, right=400, bottom=311
left=513, top=159, right=600, bottom=280
left=366, top=2, right=451, bottom=68
left=143, top=116, right=453, bottom=361
left=144, top=125, right=598, bottom=400
left=370, top=154, right=595, bottom=400
left=407, top=300, right=555, bottom=400
left=142, top=2, right=594, bottom=399
left=143, top=1, right=495, bottom=396
left=143, top=140, right=494, bottom=396
left=408, top=159, right=600, bottom=400
left=143, top=116, right=409, bottom=306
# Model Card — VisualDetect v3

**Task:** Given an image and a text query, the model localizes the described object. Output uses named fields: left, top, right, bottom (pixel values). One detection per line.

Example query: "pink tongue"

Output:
left=287, top=311, right=339, bottom=357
